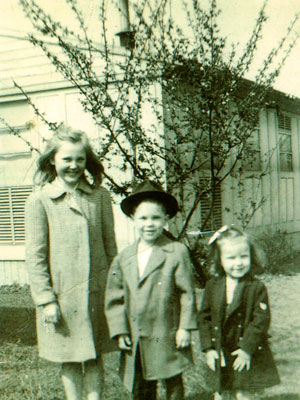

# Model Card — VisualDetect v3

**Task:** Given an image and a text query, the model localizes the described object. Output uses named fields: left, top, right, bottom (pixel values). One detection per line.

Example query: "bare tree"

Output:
left=7, top=0, right=299, bottom=275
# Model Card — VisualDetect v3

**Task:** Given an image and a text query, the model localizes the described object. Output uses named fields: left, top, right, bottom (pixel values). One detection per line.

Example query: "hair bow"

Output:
left=207, top=225, right=232, bottom=245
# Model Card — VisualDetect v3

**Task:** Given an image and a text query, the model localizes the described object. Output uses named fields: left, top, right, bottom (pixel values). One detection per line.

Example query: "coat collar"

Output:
left=212, top=276, right=251, bottom=321
left=44, top=178, right=93, bottom=199
left=123, top=235, right=175, bottom=288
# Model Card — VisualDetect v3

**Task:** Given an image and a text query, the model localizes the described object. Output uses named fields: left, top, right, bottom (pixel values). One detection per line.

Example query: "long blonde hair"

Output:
left=34, top=125, right=104, bottom=187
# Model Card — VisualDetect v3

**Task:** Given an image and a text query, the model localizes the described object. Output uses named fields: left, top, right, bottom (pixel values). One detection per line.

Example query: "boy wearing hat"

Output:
left=105, top=181, right=197, bottom=400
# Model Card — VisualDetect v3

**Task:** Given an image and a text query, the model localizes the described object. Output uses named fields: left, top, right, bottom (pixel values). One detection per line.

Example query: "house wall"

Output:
left=222, top=108, right=300, bottom=241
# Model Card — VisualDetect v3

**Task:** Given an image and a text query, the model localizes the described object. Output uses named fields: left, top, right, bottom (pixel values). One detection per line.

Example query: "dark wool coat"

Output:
left=198, top=276, right=280, bottom=392
left=25, top=179, right=117, bottom=362
left=105, top=235, right=198, bottom=392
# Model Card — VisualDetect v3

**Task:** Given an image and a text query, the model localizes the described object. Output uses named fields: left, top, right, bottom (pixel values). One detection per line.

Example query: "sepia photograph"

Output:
left=0, top=0, right=300, bottom=398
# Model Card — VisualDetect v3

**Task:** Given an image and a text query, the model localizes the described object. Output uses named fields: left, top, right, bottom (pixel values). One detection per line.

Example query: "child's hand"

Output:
left=205, top=349, right=219, bottom=371
left=118, top=334, right=132, bottom=351
left=175, top=329, right=190, bottom=349
left=231, top=349, right=251, bottom=371
left=42, top=302, right=60, bottom=324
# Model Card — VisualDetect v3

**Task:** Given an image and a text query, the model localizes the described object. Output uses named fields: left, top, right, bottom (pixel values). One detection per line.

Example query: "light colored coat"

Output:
left=25, top=179, right=117, bottom=362
left=105, top=235, right=198, bottom=392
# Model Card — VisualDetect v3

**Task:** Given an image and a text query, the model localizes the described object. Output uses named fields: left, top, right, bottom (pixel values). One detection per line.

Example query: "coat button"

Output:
left=212, top=338, right=216, bottom=342
left=214, top=326, right=219, bottom=330
left=238, top=324, right=242, bottom=328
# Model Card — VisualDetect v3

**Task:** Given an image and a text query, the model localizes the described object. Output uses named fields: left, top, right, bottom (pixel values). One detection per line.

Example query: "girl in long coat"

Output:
left=198, top=226, right=280, bottom=400
left=25, top=125, right=117, bottom=400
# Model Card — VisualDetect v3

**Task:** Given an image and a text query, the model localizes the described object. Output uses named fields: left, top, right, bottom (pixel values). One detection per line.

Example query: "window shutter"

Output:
left=278, top=114, right=293, bottom=172
left=0, top=188, right=13, bottom=242
left=0, top=186, right=32, bottom=244
left=278, top=114, right=291, bottom=131
left=199, top=178, right=222, bottom=231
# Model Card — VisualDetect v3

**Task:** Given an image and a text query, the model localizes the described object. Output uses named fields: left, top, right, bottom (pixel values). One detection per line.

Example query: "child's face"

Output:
left=219, top=237, right=251, bottom=280
left=52, top=141, right=86, bottom=188
left=132, top=201, right=169, bottom=245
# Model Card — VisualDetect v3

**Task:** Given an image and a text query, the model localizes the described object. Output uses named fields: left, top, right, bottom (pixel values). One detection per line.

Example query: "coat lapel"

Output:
left=122, top=242, right=139, bottom=290
left=138, top=247, right=166, bottom=285
left=122, top=236, right=174, bottom=288
left=138, top=236, right=173, bottom=286
left=225, top=279, right=247, bottom=319
left=213, top=277, right=226, bottom=323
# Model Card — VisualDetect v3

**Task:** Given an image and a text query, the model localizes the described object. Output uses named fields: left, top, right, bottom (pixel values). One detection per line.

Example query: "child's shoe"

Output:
left=235, top=391, right=253, bottom=400
left=214, top=392, right=232, bottom=400
left=214, top=393, right=223, bottom=400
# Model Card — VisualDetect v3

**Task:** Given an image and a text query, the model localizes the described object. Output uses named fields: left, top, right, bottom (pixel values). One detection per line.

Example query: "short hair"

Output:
left=209, top=226, right=265, bottom=277
left=34, top=125, right=104, bottom=187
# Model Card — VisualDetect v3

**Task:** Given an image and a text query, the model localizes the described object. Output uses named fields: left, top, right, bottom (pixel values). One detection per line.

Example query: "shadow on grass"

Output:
left=185, top=392, right=212, bottom=400
left=275, top=358, right=300, bottom=365
left=264, top=395, right=300, bottom=400
left=186, top=393, right=300, bottom=400
left=0, top=306, right=36, bottom=345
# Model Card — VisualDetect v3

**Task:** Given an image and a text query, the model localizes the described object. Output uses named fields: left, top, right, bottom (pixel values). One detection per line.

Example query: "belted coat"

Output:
left=198, top=276, right=280, bottom=392
left=105, top=235, right=198, bottom=392
left=25, top=179, right=117, bottom=362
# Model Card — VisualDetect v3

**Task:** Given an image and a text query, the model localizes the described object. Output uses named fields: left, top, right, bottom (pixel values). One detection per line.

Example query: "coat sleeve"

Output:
left=239, top=282, right=271, bottom=355
left=175, top=245, right=198, bottom=331
left=198, top=279, right=216, bottom=352
left=101, top=187, right=117, bottom=267
left=105, top=255, right=130, bottom=339
left=25, top=193, right=57, bottom=306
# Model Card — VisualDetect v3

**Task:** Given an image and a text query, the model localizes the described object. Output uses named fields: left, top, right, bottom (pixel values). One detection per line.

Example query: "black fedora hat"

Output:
left=121, top=180, right=178, bottom=218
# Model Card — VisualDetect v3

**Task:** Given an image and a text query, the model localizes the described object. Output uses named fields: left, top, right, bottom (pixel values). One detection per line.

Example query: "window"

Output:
left=0, top=186, right=32, bottom=244
left=0, top=100, right=33, bottom=158
left=278, top=114, right=293, bottom=172
left=199, top=178, right=222, bottom=231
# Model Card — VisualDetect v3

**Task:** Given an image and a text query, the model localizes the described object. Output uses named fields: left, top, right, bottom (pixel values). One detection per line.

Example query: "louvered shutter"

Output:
left=278, top=114, right=293, bottom=172
left=199, top=178, right=222, bottom=231
left=0, top=188, right=12, bottom=242
left=0, top=186, right=32, bottom=244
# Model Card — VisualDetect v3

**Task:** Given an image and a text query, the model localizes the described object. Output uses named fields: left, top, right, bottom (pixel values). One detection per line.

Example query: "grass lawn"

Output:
left=0, top=275, right=300, bottom=399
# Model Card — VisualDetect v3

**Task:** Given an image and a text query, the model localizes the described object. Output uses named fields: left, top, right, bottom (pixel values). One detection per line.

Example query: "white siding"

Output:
left=222, top=108, right=300, bottom=233
left=0, top=260, right=28, bottom=286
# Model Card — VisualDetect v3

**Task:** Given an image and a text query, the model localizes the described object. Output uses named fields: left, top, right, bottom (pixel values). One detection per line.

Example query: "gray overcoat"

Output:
left=25, top=179, right=117, bottom=362
left=105, top=235, right=198, bottom=392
